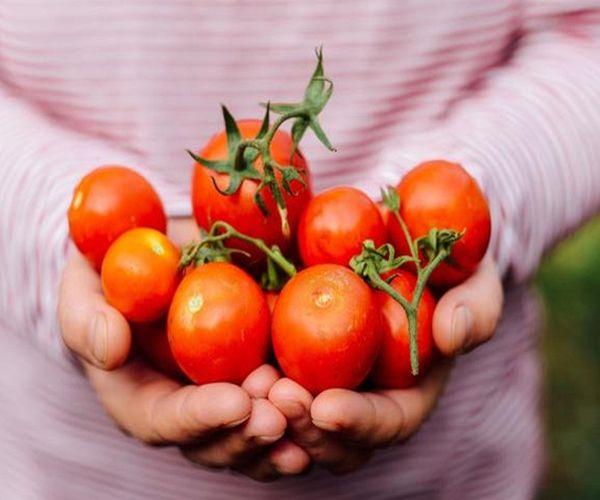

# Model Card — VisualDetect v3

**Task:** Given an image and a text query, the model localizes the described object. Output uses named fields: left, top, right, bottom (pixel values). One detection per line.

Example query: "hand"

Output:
left=269, top=256, right=503, bottom=474
left=58, top=218, right=311, bottom=481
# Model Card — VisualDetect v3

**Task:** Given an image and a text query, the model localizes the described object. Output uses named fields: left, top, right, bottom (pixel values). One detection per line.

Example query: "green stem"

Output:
left=209, top=222, right=297, bottom=277
left=393, top=211, right=421, bottom=272
left=367, top=269, right=419, bottom=374
left=228, top=109, right=308, bottom=237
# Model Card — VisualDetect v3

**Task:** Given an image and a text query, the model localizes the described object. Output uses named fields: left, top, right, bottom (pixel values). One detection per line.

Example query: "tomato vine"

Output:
left=350, top=187, right=463, bottom=375
left=187, top=47, right=335, bottom=238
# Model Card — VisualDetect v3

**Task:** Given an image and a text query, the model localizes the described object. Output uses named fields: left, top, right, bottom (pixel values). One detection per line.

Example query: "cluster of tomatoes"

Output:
left=67, top=51, right=491, bottom=395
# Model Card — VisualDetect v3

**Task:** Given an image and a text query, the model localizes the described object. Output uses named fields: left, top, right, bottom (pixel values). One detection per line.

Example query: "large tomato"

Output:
left=192, top=120, right=312, bottom=262
left=388, top=160, right=491, bottom=287
left=167, top=262, right=270, bottom=385
left=68, top=166, right=166, bottom=270
left=272, top=264, right=381, bottom=394
left=132, top=321, right=187, bottom=381
left=370, top=270, right=436, bottom=389
left=297, top=186, right=387, bottom=267
left=101, top=228, right=180, bottom=323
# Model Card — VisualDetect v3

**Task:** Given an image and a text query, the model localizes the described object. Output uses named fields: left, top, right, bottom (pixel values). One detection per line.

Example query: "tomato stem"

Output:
left=352, top=188, right=462, bottom=376
left=189, top=48, right=335, bottom=240
left=180, top=221, right=297, bottom=287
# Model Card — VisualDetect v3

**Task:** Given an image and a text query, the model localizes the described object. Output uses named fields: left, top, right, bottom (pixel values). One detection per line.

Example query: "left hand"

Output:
left=269, top=256, right=503, bottom=474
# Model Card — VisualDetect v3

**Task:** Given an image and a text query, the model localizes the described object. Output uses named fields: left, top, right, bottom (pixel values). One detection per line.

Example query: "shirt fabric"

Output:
left=1, top=1, right=599, bottom=499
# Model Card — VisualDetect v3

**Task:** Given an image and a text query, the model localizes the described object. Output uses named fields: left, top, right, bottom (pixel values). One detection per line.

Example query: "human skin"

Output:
left=59, top=218, right=502, bottom=480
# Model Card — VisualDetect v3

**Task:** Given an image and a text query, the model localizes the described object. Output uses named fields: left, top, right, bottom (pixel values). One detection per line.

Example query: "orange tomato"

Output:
left=101, top=228, right=180, bottom=323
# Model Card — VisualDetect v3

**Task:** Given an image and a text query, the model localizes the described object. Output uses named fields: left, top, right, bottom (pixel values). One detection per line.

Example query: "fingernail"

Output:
left=311, top=419, right=340, bottom=432
left=89, top=313, right=108, bottom=366
left=451, top=306, right=473, bottom=354
left=255, top=432, right=285, bottom=445
left=223, top=414, right=251, bottom=429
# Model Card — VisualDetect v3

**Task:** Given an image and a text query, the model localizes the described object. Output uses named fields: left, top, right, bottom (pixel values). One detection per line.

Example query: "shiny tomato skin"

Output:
left=388, top=160, right=491, bottom=288
left=68, top=166, right=167, bottom=270
left=101, top=228, right=180, bottom=323
left=167, top=262, right=270, bottom=385
left=298, top=187, right=387, bottom=267
left=371, top=270, right=436, bottom=389
left=272, top=264, right=381, bottom=395
left=192, top=120, right=312, bottom=263
left=132, top=321, right=187, bottom=381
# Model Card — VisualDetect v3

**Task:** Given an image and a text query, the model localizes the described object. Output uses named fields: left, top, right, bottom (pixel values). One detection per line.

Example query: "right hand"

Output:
left=58, top=221, right=311, bottom=481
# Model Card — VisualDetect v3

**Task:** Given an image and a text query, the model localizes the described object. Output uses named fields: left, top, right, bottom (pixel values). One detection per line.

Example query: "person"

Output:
left=1, top=1, right=599, bottom=498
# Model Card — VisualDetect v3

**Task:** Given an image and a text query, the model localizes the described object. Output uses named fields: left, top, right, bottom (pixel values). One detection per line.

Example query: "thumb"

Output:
left=58, top=250, right=131, bottom=369
left=433, top=255, right=503, bottom=357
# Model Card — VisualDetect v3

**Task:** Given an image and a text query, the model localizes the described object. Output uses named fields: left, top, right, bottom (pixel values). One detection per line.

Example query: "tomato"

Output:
left=167, top=262, right=270, bottom=385
left=68, top=166, right=167, bottom=270
left=132, top=321, right=187, bottom=381
left=192, top=120, right=312, bottom=263
left=388, top=160, right=491, bottom=287
left=370, top=270, right=436, bottom=389
left=272, top=264, right=381, bottom=394
left=101, top=228, right=180, bottom=323
left=297, top=187, right=387, bottom=267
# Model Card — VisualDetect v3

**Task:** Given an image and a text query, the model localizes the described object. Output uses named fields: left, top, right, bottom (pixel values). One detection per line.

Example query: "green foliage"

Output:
left=536, top=217, right=600, bottom=499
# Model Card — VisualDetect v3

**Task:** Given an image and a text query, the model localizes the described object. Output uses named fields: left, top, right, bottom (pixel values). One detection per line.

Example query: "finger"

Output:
left=268, top=439, right=312, bottom=475
left=59, top=251, right=131, bottom=369
left=85, top=359, right=252, bottom=445
left=231, top=439, right=312, bottom=482
left=269, top=378, right=366, bottom=473
left=433, top=256, right=503, bottom=356
left=241, top=364, right=281, bottom=398
left=182, top=398, right=286, bottom=468
left=311, top=362, right=452, bottom=448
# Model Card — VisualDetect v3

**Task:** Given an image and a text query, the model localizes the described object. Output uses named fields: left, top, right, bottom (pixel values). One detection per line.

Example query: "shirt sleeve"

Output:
left=358, top=2, right=600, bottom=282
left=0, top=86, right=179, bottom=362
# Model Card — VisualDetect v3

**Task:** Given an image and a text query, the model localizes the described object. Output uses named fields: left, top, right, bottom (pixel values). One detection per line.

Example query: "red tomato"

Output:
left=192, top=120, right=312, bottom=263
left=388, top=160, right=491, bottom=287
left=167, top=262, right=270, bottom=385
left=272, top=264, right=381, bottom=394
left=370, top=270, right=436, bottom=389
left=297, top=187, right=387, bottom=267
left=68, top=166, right=166, bottom=270
left=101, top=228, right=180, bottom=323
left=132, top=321, right=187, bottom=381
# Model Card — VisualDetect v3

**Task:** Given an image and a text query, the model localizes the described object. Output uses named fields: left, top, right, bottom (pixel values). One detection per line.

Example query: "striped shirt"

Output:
left=1, top=1, right=599, bottom=499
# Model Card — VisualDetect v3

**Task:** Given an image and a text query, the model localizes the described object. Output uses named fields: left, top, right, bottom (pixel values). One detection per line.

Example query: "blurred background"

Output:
left=536, top=217, right=600, bottom=499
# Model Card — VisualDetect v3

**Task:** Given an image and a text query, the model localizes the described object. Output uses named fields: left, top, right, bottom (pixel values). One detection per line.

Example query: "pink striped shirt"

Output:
left=1, top=1, right=599, bottom=498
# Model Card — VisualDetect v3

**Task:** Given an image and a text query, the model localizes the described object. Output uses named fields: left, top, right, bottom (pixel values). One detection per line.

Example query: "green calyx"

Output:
left=187, top=47, right=336, bottom=238
left=180, top=221, right=297, bottom=291
left=350, top=187, right=463, bottom=376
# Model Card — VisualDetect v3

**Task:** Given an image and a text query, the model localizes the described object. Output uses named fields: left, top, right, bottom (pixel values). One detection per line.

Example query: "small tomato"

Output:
left=68, top=166, right=166, bottom=270
left=297, top=187, right=387, bottom=267
left=272, top=264, right=381, bottom=394
left=101, top=228, right=180, bottom=323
